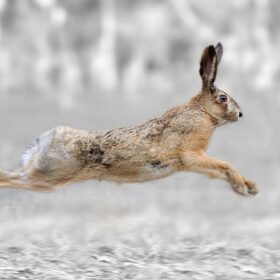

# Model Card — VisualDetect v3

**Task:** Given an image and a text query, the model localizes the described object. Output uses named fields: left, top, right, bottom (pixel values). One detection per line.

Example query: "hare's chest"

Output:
left=181, top=128, right=213, bottom=152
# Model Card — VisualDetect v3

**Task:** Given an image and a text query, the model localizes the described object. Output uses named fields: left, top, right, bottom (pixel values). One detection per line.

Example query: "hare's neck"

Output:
left=190, top=96, right=221, bottom=127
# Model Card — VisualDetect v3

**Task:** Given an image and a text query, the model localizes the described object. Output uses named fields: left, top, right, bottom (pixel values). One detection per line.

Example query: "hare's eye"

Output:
left=217, top=95, right=227, bottom=103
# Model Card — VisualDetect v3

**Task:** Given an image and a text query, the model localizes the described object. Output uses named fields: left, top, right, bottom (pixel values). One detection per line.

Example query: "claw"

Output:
left=232, top=181, right=259, bottom=196
left=247, top=185, right=259, bottom=195
left=233, top=184, right=250, bottom=196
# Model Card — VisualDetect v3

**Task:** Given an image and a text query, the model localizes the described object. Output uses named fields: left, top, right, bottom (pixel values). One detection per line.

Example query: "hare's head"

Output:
left=197, top=43, right=242, bottom=124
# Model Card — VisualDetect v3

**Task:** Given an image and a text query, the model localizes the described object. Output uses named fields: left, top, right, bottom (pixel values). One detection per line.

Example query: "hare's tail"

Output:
left=0, top=168, right=23, bottom=188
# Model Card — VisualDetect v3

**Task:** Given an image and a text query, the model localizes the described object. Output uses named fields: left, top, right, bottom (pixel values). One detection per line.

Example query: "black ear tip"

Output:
left=215, top=42, right=223, bottom=50
left=208, top=45, right=216, bottom=56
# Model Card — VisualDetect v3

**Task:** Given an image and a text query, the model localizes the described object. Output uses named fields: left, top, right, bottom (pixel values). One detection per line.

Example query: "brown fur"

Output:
left=0, top=43, right=258, bottom=196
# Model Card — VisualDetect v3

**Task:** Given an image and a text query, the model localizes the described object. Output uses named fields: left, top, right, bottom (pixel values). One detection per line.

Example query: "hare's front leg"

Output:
left=183, top=152, right=258, bottom=196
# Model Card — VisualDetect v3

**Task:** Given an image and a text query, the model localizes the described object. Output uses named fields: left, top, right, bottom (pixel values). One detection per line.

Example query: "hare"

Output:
left=0, top=43, right=258, bottom=196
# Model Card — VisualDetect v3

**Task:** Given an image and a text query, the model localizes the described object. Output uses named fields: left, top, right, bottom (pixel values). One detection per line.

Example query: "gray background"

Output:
left=0, top=0, right=280, bottom=279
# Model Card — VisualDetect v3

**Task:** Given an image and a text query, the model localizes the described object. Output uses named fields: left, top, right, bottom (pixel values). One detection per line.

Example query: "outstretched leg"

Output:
left=0, top=167, right=63, bottom=192
left=183, top=152, right=258, bottom=195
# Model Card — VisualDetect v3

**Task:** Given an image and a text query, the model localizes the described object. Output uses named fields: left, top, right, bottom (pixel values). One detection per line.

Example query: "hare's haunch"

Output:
left=0, top=43, right=258, bottom=196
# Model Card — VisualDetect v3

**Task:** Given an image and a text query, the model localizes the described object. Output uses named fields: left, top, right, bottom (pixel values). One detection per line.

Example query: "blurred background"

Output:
left=0, top=0, right=280, bottom=279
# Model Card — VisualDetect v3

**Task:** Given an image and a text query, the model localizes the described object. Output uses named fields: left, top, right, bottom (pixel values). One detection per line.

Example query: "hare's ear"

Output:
left=199, top=45, right=218, bottom=88
left=215, top=42, right=223, bottom=65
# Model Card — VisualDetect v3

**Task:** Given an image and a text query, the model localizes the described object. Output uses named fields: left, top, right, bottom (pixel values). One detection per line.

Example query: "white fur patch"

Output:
left=21, top=130, right=53, bottom=167
left=227, top=102, right=235, bottom=114
left=141, top=163, right=174, bottom=181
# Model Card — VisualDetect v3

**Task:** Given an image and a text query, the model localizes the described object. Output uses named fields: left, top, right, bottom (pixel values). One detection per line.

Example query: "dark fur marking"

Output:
left=150, top=160, right=169, bottom=170
left=177, top=157, right=184, bottom=167
left=88, top=146, right=104, bottom=164
left=103, top=130, right=114, bottom=139
left=75, top=138, right=107, bottom=167
left=101, top=162, right=112, bottom=168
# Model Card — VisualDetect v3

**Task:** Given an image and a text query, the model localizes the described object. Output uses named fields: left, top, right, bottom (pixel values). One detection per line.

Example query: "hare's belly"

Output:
left=102, top=161, right=175, bottom=183
left=138, top=161, right=175, bottom=182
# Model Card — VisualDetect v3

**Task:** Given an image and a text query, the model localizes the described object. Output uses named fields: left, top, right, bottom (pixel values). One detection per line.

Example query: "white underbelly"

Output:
left=137, top=164, right=175, bottom=182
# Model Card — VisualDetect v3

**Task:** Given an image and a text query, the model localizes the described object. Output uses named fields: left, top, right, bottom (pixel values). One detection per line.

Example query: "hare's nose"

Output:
left=239, top=112, right=243, bottom=118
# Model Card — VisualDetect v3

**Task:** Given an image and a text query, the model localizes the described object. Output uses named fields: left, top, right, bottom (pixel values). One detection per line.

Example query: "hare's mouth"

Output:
left=227, top=113, right=239, bottom=122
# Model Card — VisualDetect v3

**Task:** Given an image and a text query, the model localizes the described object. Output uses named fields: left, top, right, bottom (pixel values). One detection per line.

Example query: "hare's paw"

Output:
left=242, top=177, right=259, bottom=195
left=232, top=178, right=258, bottom=196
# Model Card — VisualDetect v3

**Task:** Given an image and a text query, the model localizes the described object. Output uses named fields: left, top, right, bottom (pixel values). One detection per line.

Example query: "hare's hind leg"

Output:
left=0, top=167, right=55, bottom=192
left=183, top=152, right=258, bottom=195
left=0, top=163, right=67, bottom=192
left=0, top=127, right=81, bottom=192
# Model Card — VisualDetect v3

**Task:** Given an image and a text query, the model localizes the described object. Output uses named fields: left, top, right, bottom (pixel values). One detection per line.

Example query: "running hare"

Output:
left=0, top=43, right=258, bottom=195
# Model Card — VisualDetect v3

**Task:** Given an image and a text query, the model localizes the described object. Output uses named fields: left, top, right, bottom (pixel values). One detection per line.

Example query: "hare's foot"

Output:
left=232, top=177, right=258, bottom=196
left=242, top=177, right=259, bottom=195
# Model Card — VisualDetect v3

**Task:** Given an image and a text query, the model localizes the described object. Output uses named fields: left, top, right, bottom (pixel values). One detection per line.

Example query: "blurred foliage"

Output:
left=0, top=0, right=279, bottom=108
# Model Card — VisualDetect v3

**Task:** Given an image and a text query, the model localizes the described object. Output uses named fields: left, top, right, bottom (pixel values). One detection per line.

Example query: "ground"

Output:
left=0, top=176, right=280, bottom=280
